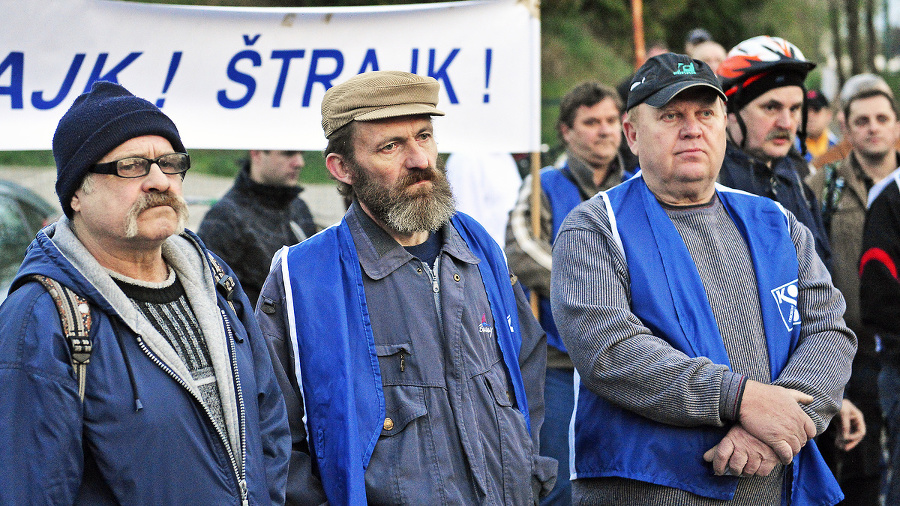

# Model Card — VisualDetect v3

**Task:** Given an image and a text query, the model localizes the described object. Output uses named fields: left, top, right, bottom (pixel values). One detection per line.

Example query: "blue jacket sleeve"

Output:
left=256, top=260, right=329, bottom=506
left=0, top=283, right=85, bottom=504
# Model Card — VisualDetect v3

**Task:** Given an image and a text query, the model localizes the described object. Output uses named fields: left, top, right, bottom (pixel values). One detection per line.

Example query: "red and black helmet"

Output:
left=717, top=36, right=816, bottom=153
left=717, top=36, right=816, bottom=96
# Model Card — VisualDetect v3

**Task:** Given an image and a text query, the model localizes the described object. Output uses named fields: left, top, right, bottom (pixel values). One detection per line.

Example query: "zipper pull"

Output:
left=239, top=478, right=249, bottom=506
left=399, top=351, right=405, bottom=372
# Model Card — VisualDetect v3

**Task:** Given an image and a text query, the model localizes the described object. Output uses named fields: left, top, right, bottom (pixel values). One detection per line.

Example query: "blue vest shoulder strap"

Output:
left=537, top=166, right=582, bottom=352
left=541, top=166, right=583, bottom=238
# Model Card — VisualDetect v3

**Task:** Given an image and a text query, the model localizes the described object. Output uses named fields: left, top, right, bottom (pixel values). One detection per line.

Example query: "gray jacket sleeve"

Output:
left=505, top=174, right=554, bottom=298
left=255, top=259, right=328, bottom=506
left=510, top=275, right=558, bottom=499
left=773, top=213, right=856, bottom=433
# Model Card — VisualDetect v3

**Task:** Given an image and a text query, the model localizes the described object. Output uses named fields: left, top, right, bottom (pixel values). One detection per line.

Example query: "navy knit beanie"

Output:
left=52, top=81, right=186, bottom=218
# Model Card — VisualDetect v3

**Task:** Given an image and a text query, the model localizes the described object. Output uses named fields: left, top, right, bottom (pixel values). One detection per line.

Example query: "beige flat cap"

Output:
left=321, top=71, right=445, bottom=138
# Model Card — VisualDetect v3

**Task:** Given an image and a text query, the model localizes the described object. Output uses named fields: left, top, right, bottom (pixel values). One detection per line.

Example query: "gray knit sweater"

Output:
left=550, top=193, right=856, bottom=505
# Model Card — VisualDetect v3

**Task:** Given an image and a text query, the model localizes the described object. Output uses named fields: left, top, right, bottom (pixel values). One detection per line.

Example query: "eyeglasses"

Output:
left=90, top=153, right=191, bottom=179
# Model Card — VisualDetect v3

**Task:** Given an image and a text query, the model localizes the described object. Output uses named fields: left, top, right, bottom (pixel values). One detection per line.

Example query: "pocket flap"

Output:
left=485, top=371, right=514, bottom=407
left=375, top=342, right=412, bottom=357
left=381, top=385, right=427, bottom=437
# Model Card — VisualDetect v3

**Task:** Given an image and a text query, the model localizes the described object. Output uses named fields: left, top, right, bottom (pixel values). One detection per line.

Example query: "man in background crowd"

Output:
left=860, top=144, right=900, bottom=506
left=716, top=36, right=833, bottom=270
left=689, top=40, right=727, bottom=72
left=798, top=90, right=838, bottom=163
left=198, top=150, right=317, bottom=306
left=813, top=73, right=897, bottom=171
left=506, top=80, right=630, bottom=505
left=811, top=87, right=900, bottom=505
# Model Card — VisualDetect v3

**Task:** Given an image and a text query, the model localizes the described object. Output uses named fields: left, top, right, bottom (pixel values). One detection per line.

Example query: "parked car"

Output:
left=0, top=180, right=58, bottom=303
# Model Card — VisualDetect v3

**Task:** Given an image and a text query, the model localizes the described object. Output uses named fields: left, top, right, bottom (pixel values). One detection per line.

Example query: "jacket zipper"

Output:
left=221, top=308, right=249, bottom=506
left=135, top=320, right=248, bottom=505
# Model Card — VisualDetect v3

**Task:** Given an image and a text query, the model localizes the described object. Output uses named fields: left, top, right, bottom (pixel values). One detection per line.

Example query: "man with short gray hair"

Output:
left=552, top=53, right=855, bottom=505
left=257, top=70, right=556, bottom=504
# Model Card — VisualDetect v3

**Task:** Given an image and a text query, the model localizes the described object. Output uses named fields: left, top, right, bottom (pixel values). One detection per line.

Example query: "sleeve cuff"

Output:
left=720, top=373, right=748, bottom=422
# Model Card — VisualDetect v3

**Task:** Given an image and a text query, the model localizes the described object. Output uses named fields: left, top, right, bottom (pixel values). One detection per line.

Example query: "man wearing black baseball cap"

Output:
left=551, top=53, right=854, bottom=505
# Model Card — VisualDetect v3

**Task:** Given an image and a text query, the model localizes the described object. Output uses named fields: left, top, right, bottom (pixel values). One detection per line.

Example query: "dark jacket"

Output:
left=198, top=162, right=317, bottom=306
left=719, top=142, right=833, bottom=271
left=860, top=170, right=900, bottom=359
left=0, top=220, right=290, bottom=504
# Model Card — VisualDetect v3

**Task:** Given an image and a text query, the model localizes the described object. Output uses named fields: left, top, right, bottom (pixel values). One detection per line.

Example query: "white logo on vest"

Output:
left=771, top=280, right=801, bottom=331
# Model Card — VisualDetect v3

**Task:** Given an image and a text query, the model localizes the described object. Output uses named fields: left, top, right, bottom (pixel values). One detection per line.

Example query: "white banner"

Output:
left=0, top=0, right=540, bottom=152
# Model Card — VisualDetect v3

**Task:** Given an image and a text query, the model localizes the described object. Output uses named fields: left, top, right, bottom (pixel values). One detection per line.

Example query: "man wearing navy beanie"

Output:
left=0, top=81, right=290, bottom=504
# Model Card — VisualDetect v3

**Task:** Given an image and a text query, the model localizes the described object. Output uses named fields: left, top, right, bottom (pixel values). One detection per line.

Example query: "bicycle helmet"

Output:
left=716, top=36, right=816, bottom=153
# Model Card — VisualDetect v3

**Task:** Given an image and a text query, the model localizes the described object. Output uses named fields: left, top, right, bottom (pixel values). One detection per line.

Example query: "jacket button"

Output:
left=383, top=418, right=394, bottom=431
left=453, top=273, right=460, bottom=282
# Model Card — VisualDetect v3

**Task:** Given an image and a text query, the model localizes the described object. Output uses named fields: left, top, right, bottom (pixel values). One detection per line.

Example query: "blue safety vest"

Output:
left=538, top=163, right=634, bottom=352
left=282, top=212, right=529, bottom=505
left=571, top=175, right=841, bottom=504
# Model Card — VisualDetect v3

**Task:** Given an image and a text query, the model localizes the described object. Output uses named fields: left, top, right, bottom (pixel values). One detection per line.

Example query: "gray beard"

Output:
left=352, top=161, right=456, bottom=235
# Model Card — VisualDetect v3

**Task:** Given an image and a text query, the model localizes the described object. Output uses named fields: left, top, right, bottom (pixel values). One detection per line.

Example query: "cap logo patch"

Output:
left=630, top=77, right=646, bottom=91
left=673, top=62, right=697, bottom=75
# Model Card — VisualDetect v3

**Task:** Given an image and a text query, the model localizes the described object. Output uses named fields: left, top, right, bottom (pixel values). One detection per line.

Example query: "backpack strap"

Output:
left=29, top=275, right=92, bottom=401
left=205, top=250, right=236, bottom=312
left=820, top=162, right=845, bottom=236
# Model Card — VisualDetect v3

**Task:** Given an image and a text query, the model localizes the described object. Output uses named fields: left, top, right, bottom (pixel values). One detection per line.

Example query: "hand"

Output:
left=704, top=425, right=780, bottom=477
left=835, top=399, right=866, bottom=451
left=738, top=380, right=816, bottom=465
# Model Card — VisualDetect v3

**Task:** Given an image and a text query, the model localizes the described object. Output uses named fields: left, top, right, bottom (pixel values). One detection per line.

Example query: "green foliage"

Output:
left=541, top=14, right=632, bottom=153
left=0, top=151, right=55, bottom=167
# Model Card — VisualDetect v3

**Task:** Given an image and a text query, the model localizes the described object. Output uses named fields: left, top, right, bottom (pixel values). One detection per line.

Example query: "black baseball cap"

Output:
left=626, top=53, right=727, bottom=111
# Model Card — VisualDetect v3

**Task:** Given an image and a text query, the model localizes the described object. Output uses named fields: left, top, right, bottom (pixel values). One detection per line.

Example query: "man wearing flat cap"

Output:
left=256, top=70, right=556, bottom=504
left=0, top=82, right=290, bottom=503
left=550, top=53, right=855, bottom=504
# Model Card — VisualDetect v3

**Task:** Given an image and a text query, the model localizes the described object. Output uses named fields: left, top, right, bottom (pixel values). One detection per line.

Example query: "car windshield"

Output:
left=0, top=181, right=58, bottom=303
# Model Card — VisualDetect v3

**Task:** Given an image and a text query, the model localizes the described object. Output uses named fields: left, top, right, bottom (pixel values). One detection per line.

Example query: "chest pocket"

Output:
left=375, top=343, right=413, bottom=386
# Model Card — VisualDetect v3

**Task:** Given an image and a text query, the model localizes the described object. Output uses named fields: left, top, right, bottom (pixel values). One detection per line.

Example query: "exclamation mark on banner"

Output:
left=156, top=52, right=182, bottom=108
left=483, top=48, right=492, bottom=103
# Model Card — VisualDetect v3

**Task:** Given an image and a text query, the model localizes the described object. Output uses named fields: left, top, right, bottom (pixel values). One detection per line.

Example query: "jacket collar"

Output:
left=565, top=151, right=626, bottom=196
left=346, top=201, right=479, bottom=281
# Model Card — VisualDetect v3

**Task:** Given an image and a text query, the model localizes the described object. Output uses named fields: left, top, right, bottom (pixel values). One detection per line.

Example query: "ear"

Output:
left=837, top=112, right=849, bottom=137
left=622, top=116, right=639, bottom=156
left=70, top=192, right=82, bottom=214
left=559, top=123, right=572, bottom=146
left=326, top=153, right=354, bottom=186
left=725, top=112, right=741, bottom=143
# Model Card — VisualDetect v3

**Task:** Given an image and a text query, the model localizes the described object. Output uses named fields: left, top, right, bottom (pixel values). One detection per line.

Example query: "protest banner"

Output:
left=1, top=0, right=540, bottom=152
